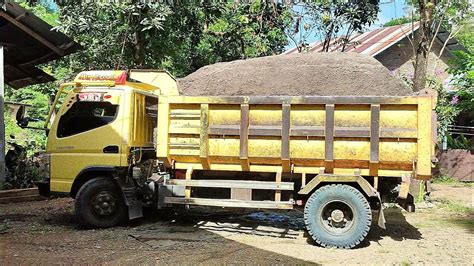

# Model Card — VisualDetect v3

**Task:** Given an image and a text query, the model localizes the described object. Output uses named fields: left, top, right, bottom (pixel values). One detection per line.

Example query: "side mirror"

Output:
left=15, top=105, right=44, bottom=130
left=15, top=105, right=29, bottom=128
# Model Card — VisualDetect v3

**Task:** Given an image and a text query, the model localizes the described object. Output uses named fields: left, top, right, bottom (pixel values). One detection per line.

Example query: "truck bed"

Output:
left=156, top=94, right=436, bottom=179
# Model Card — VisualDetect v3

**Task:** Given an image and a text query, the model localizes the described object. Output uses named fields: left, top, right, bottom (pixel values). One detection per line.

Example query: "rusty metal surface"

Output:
left=1, top=1, right=81, bottom=88
left=284, top=21, right=466, bottom=57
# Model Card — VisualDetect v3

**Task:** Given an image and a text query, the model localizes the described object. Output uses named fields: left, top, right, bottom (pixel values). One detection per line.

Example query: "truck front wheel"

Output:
left=75, top=177, right=127, bottom=228
left=304, top=184, right=372, bottom=249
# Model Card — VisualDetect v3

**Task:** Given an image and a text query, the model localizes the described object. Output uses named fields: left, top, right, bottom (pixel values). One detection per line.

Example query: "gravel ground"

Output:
left=0, top=183, right=472, bottom=265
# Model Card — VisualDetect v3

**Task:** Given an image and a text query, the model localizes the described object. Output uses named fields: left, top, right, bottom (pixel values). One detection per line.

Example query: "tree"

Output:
left=54, top=1, right=292, bottom=77
left=288, top=0, right=380, bottom=53
left=411, top=0, right=472, bottom=91
left=4, top=0, right=292, bottom=149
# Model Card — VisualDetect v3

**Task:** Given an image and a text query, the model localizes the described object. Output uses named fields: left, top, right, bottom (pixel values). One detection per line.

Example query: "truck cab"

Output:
left=36, top=70, right=178, bottom=227
left=46, top=70, right=166, bottom=195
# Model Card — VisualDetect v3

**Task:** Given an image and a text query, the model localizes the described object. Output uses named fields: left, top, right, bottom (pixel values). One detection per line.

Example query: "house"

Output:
left=284, top=22, right=465, bottom=83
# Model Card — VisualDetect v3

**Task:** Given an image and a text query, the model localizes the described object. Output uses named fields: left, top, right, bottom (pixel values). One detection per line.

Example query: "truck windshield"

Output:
left=57, top=101, right=118, bottom=138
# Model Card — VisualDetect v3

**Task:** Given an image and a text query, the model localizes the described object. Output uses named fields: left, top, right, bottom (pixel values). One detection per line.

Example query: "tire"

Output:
left=75, top=177, right=127, bottom=228
left=304, top=184, right=372, bottom=249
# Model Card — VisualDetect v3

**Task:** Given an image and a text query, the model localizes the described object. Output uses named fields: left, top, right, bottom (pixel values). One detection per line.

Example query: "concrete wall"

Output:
left=436, top=149, right=473, bottom=182
left=375, top=37, right=453, bottom=82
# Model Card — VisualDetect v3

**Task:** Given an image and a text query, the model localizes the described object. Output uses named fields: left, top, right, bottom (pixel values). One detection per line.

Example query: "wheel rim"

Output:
left=319, top=200, right=356, bottom=235
left=90, top=190, right=118, bottom=218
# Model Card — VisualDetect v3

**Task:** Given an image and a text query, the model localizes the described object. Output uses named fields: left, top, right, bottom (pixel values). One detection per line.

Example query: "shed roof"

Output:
left=0, top=1, right=81, bottom=88
left=284, top=22, right=465, bottom=57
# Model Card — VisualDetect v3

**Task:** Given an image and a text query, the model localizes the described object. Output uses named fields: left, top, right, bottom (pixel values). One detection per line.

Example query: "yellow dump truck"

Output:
left=25, top=70, right=436, bottom=249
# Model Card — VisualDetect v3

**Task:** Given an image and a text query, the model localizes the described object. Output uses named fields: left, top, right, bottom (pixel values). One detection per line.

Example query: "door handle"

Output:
left=103, top=145, right=119, bottom=154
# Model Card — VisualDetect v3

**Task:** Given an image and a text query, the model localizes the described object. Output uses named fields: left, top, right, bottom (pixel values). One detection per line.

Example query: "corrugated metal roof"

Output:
left=284, top=22, right=467, bottom=57
left=0, top=0, right=81, bottom=88
left=284, top=22, right=420, bottom=56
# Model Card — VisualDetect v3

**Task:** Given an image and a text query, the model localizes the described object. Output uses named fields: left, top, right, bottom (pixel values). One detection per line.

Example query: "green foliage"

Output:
left=3, top=2, right=293, bottom=187
left=436, top=198, right=472, bottom=214
left=19, top=1, right=59, bottom=26
left=5, top=86, right=50, bottom=149
left=433, top=0, right=473, bottom=36
left=383, top=16, right=416, bottom=26
left=446, top=134, right=472, bottom=149
left=433, top=173, right=457, bottom=184
left=456, top=24, right=474, bottom=53
left=53, top=1, right=291, bottom=77
left=429, top=78, right=462, bottom=141
left=3, top=147, right=47, bottom=190
left=0, top=221, right=12, bottom=234
left=302, top=0, right=380, bottom=52
left=448, top=51, right=474, bottom=92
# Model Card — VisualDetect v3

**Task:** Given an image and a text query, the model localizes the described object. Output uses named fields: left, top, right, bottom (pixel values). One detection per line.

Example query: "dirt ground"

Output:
left=0, top=183, right=472, bottom=265
left=178, top=52, right=412, bottom=96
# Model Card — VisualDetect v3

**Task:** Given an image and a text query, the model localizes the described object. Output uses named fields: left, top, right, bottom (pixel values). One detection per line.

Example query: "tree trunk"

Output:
left=413, top=0, right=435, bottom=92
left=133, top=31, right=146, bottom=68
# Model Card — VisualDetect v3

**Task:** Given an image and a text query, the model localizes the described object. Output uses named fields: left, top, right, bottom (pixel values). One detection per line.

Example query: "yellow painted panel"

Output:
left=290, top=105, right=325, bottom=126
left=248, top=139, right=281, bottom=157
left=209, top=104, right=241, bottom=125
left=379, top=141, right=417, bottom=162
left=417, top=98, right=433, bottom=176
left=380, top=106, right=417, bottom=129
left=156, top=102, right=170, bottom=159
left=290, top=139, right=325, bottom=159
left=50, top=153, right=121, bottom=193
left=249, top=105, right=282, bottom=125
left=334, top=140, right=370, bottom=160
left=169, top=136, right=200, bottom=145
left=170, top=118, right=200, bottom=127
left=130, top=93, right=156, bottom=147
left=334, top=105, right=370, bottom=127
left=169, top=126, right=200, bottom=134
left=169, top=149, right=200, bottom=156
left=209, top=138, right=240, bottom=157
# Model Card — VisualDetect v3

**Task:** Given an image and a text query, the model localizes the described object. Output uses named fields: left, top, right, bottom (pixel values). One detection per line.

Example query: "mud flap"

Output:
left=397, top=173, right=416, bottom=212
left=121, top=187, right=143, bottom=220
left=376, top=193, right=386, bottom=229
left=128, top=200, right=143, bottom=220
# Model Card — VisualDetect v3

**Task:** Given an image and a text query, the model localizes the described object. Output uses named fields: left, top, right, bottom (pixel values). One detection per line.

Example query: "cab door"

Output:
left=47, top=89, right=126, bottom=193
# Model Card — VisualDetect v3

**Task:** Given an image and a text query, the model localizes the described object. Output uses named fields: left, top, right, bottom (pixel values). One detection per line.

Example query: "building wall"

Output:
left=374, top=37, right=453, bottom=82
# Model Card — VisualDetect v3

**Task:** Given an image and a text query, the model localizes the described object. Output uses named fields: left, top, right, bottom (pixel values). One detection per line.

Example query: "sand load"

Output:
left=178, top=52, right=412, bottom=96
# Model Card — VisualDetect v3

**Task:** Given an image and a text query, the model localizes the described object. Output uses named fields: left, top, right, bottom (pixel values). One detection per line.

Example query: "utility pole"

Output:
left=0, top=45, right=5, bottom=184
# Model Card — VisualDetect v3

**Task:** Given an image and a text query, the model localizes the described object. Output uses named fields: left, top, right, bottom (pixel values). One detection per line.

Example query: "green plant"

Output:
left=383, top=16, right=417, bottom=27
left=446, top=134, right=472, bottom=150
left=433, top=173, right=457, bottom=184
left=0, top=221, right=12, bottom=234
left=4, top=149, right=48, bottom=190
left=428, top=78, right=462, bottom=141
left=436, top=198, right=472, bottom=214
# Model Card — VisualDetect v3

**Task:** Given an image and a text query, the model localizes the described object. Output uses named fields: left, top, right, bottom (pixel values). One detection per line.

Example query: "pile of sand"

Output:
left=178, top=52, right=412, bottom=96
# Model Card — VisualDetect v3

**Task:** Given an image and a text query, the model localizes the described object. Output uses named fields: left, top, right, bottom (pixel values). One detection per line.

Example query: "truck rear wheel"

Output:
left=304, top=184, right=372, bottom=249
left=75, top=177, right=127, bottom=228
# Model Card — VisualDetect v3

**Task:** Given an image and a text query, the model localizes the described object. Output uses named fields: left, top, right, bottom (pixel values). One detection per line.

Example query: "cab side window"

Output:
left=57, top=101, right=118, bottom=138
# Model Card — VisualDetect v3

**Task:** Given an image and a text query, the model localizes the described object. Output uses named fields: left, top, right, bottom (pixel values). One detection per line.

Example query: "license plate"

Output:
left=78, top=93, right=102, bottom=102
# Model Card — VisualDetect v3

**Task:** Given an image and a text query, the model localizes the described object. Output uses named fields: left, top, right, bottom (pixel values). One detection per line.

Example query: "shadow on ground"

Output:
left=134, top=205, right=423, bottom=250
left=0, top=199, right=317, bottom=264
left=361, top=207, right=422, bottom=248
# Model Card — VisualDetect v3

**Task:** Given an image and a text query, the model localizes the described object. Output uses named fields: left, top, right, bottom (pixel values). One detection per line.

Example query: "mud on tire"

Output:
left=304, top=184, right=372, bottom=249
left=75, top=177, right=127, bottom=228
